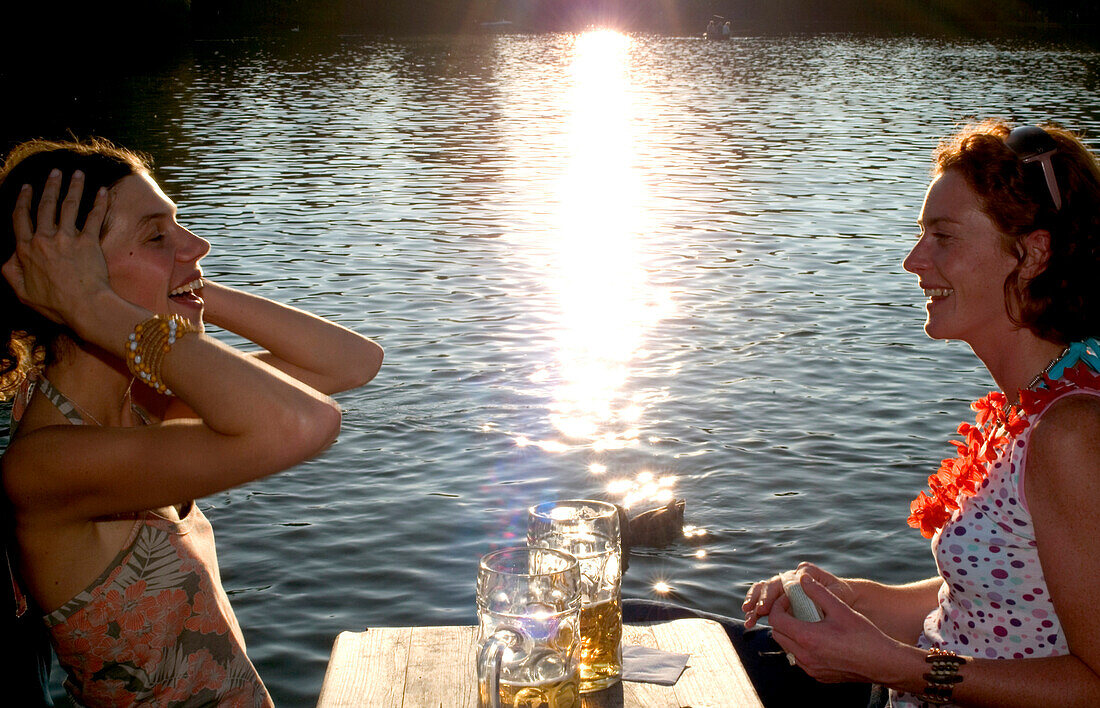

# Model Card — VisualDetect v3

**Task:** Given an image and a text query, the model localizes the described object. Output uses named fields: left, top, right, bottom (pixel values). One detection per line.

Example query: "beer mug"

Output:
left=528, top=500, right=622, bottom=693
left=475, top=546, right=582, bottom=708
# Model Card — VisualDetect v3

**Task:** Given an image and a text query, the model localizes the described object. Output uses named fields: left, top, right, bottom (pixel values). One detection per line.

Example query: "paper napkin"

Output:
left=621, top=644, right=690, bottom=685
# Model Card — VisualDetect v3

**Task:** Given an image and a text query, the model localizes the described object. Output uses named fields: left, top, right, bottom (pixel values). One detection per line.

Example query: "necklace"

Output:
left=907, top=390, right=1025, bottom=538
left=1024, top=345, right=1072, bottom=392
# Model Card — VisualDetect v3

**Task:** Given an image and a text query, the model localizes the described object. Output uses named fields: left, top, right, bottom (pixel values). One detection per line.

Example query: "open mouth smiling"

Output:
left=169, top=278, right=204, bottom=298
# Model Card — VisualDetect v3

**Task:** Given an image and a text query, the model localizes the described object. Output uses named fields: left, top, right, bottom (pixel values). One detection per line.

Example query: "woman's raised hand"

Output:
left=3, top=169, right=110, bottom=326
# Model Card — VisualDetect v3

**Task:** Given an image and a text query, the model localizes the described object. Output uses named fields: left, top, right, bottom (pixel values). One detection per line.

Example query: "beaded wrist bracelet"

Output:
left=126, top=314, right=197, bottom=396
left=917, top=647, right=966, bottom=705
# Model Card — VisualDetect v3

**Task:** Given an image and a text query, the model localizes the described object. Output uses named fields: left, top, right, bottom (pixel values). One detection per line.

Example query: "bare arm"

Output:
left=4, top=320, right=342, bottom=520
left=743, top=562, right=941, bottom=643
left=845, top=574, right=943, bottom=643
left=766, top=395, right=1100, bottom=707
left=199, top=280, right=383, bottom=395
left=774, top=579, right=1100, bottom=707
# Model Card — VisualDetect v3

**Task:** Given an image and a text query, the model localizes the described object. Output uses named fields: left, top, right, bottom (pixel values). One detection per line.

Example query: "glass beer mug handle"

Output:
left=478, top=628, right=518, bottom=708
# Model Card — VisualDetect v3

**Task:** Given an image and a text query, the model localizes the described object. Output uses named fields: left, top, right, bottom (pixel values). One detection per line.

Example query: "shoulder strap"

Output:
left=29, top=377, right=150, bottom=427
left=5, top=545, right=27, bottom=618
left=36, top=378, right=86, bottom=426
left=8, top=375, right=35, bottom=437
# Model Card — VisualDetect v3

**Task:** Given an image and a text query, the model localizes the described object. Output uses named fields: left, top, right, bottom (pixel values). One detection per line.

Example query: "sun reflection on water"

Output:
left=606, top=470, right=677, bottom=509
left=534, top=29, right=674, bottom=455
left=491, top=31, right=700, bottom=554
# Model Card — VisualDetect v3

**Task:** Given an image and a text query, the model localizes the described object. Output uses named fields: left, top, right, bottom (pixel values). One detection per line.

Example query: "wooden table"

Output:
left=317, top=618, right=763, bottom=707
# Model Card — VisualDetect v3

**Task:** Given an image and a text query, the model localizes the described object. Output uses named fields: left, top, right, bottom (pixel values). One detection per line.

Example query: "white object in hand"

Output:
left=781, top=573, right=822, bottom=623
left=780, top=572, right=822, bottom=666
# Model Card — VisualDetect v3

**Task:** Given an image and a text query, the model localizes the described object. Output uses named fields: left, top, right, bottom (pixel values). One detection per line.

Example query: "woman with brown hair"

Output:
left=1, top=138, right=383, bottom=706
left=742, top=120, right=1100, bottom=706
left=625, top=120, right=1100, bottom=707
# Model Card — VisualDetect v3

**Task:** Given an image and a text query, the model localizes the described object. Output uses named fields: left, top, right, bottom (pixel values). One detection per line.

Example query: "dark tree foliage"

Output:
left=1, top=0, right=1095, bottom=46
left=183, top=0, right=1096, bottom=36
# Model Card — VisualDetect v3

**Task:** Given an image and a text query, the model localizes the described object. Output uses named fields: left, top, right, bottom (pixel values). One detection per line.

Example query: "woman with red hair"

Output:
left=743, top=120, right=1100, bottom=706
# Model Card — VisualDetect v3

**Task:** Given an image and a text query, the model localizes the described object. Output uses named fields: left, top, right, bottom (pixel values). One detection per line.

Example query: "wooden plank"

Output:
left=404, top=625, right=479, bottom=708
left=649, top=619, right=763, bottom=708
left=317, top=619, right=762, bottom=708
left=316, top=627, right=411, bottom=707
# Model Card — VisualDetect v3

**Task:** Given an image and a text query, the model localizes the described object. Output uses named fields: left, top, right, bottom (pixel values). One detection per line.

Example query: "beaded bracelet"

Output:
left=126, top=314, right=196, bottom=396
left=917, top=647, right=966, bottom=705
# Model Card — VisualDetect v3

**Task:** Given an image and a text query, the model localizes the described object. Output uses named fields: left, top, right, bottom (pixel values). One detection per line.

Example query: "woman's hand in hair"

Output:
left=3, top=169, right=110, bottom=327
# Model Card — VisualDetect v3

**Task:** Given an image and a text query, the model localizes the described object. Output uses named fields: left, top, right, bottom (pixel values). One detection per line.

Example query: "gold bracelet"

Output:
left=125, top=314, right=196, bottom=396
left=917, top=647, right=966, bottom=705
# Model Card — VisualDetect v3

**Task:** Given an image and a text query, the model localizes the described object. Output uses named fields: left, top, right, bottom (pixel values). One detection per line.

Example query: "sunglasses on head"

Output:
left=1005, top=125, right=1062, bottom=211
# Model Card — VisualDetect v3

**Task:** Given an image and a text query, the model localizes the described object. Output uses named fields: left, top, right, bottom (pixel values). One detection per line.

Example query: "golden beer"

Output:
left=578, top=596, right=622, bottom=692
left=479, top=674, right=580, bottom=708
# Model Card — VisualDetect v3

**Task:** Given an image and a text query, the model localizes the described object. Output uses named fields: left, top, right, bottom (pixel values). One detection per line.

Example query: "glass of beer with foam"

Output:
left=528, top=500, right=622, bottom=693
left=476, top=546, right=582, bottom=708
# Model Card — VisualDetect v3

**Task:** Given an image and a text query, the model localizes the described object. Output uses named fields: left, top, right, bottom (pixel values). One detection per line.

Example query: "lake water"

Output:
left=4, top=31, right=1100, bottom=706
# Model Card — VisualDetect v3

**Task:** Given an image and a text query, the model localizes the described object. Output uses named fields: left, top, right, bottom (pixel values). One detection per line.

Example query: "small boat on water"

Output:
left=704, top=18, right=732, bottom=40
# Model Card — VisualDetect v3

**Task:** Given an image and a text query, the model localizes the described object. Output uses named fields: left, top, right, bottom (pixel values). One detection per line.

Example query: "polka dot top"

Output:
left=893, top=385, right=1100, bottom=707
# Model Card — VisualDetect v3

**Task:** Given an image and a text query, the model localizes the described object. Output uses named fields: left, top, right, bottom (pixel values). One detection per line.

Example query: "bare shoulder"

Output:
left=1026, top=392, right=1100, bottom=499
left=1029, top=393, right=1100, bottom=453
left=1036, top=391, right=1100, bottom=421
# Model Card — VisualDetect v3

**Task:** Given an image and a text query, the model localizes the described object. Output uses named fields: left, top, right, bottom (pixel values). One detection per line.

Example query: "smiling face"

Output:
left=100, top=174, right=210, bottom=327
left=903, top=169, right=1021, bottom=348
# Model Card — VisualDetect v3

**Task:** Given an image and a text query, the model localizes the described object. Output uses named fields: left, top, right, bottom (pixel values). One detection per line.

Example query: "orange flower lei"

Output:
left=907, top=362, right=1100, bottom=539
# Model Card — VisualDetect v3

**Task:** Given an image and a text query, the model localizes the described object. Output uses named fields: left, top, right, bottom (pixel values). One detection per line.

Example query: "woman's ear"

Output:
left=1019, top=229, right=1052, bottom=280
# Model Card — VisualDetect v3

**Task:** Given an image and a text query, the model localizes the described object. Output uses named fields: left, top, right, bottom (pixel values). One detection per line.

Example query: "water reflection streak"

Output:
left=544, top=30, right=673, bottom=455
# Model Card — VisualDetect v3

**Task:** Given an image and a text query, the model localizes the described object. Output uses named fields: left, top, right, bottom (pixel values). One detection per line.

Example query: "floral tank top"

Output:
left=46, top=507, right=273, bottom=707
left=14, top=377, right=273, bottom=707
left=893, top=347, right=1100, bottom=708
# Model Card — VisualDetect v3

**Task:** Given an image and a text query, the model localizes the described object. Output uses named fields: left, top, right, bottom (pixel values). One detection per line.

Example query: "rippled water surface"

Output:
left=5, top=32, right=1100, bottom=705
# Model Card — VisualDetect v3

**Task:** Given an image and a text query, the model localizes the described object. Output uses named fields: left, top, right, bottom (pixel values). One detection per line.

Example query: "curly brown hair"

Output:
left=933, top=119, right=1100, bottom=344
left=0, top=138, right=151, bottom=400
